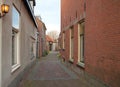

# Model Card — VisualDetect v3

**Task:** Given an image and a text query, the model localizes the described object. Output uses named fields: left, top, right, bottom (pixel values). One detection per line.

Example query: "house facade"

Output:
left=46, top=35, right=54, bottom=51
left=0, top=0, right=37, bottom=87
left=60, top=0, right=120, bottom=87
left=36, top=16, right=47, bottom=57
left=52, top=39, right=59, bottom=51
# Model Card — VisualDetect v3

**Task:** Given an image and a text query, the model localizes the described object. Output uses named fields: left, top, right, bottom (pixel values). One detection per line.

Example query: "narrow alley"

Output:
left=0, top=0, right=120, bottom=87
left=18, top=52, right=106, bottom=87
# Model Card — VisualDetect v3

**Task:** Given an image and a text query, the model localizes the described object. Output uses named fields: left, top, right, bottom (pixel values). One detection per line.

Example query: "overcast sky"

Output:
left=34, top=0, right=60, bottom=33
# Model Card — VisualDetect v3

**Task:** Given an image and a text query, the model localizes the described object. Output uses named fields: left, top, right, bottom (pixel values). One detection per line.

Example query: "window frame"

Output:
left=69, top=27, right=74, bottom=62
left=78, top=21, right=85, bottom=68
left=11, top=5, right=21, bottom=73
left=62, top=32, right=65, bottom=50
left=30, top=36, right=36, bottom=60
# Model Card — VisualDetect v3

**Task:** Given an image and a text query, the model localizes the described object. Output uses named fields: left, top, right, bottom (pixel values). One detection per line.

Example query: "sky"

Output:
left=34, top=0, right=60, bottom=33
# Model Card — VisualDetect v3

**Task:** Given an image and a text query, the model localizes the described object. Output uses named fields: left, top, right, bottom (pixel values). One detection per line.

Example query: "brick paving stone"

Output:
left=27, top=61, right=78, bottom=80
left=18, top=51, right=106, bottom=87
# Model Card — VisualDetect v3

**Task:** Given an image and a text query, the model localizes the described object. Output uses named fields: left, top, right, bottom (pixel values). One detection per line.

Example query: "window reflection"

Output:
left=12, top=6, right=19, bottom=29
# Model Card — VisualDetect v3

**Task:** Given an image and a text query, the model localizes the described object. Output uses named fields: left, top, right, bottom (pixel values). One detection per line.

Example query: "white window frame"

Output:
left=11, top=6, right=21, bottom=72
left=78, top=22, right=85, bottom=67
left=69, top=27, right=74, bottom=62
left=30, top=37, right=36, bottom=59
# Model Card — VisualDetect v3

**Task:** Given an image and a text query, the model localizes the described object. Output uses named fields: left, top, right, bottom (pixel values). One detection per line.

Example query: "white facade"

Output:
left=0, top=2, right=2, bottom=86
left=0, top=0, right=37, bottom=87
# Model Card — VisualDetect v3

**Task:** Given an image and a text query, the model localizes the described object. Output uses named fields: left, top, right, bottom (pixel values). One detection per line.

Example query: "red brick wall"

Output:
left=61, top=0, right=84, bottom=32
left=60, top=29, right=70, bottom=61
left=85, top=0, right=120, bottom=87
left=36, top=18, right=42, bottom=57
left=73, top=24, right=78, bottom=65
left=61, top=0, right=85, bottom=63
left=61, top=0, right=120, bottom=87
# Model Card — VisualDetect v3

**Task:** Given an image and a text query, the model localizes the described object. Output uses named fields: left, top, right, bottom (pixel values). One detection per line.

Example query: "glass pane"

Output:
left=80, top=22, right=85, bottom=34
left=12, top=31, right=17, bottom=65
left=12, top=6, right=19, bottom=29
left=80, top=35, right=84, bottom=63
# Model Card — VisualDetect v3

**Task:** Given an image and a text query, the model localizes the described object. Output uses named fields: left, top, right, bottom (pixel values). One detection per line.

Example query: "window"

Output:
left=31, top=42, right=34, bottom=58
left=70, top=27, right=74, bottom=61
left=30, top=38, right=36, bottom=59
left=12, top=6, right=20, bottom=72
left=12, top=6, right=20, bottom=29
left=78, top=21, right=85, bottom=67
left=62, top=33, right=65, bottom=49
left=80, top=22, right=84, bottom=63
left=29, top=1, right=34, bottom=9
left=29, top=0, right=35, bottom=10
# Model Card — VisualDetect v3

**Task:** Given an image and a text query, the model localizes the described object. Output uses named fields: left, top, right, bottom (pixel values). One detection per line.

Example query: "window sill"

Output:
left=11, top=64, right=21, bottom=73
left=69, top=58, right=74, bottom=62
left=31, top=55, right=35, bottom=60
left=77, top=62, right=85, bottom=68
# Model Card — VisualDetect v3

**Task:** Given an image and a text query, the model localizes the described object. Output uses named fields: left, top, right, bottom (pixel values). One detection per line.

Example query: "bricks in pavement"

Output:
left=18, top=51, right=106, bottom=87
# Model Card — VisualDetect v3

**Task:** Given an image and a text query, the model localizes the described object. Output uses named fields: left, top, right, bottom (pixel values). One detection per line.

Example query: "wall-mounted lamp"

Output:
left=0, top=4, right=9, bottom=18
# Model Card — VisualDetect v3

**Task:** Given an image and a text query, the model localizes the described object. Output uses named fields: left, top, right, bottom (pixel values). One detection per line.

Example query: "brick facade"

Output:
left=36, top=17, right=47, bottom=57
left=60, top=0, right=120, bottom=87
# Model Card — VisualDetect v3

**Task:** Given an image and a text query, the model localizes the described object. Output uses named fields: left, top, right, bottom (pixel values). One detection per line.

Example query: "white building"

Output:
left=0, top=0, right=38, bottom=87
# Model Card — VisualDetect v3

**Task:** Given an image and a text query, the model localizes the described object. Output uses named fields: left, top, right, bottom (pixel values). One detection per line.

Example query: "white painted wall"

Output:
left=0, top=0, right=2, bottom=86
left=0, top=1, right=37, bottom=87
left=0, top=15, right=2, bottom=87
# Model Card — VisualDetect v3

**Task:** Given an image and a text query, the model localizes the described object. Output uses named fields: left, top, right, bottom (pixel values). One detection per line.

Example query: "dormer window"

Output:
left=29, top=0, right=36, bottom=10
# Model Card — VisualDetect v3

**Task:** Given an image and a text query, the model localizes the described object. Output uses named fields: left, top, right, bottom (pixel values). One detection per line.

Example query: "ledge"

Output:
left=77, top=62, right=85, bottom=68
left=11, top=64, right=21, bottom=73
left=69, top=59, right=74, bottom=63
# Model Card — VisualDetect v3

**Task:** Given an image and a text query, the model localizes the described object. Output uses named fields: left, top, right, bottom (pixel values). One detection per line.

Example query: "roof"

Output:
left=36, top=17, right=47, bottom=31
left=24, top=0, right=38, bottom=28
left=46, top=35, right=54, bottom=42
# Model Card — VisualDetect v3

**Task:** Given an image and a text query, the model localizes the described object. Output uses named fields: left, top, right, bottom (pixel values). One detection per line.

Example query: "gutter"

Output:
left=24, top=0, right=38, bottom=28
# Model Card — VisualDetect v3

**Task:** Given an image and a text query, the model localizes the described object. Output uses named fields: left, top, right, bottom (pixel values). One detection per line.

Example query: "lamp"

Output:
left=0, top=4, right=9, bottom=18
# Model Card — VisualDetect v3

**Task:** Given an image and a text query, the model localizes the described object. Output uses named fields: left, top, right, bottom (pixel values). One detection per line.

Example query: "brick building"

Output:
left=46, top=35, right=54, bottom=51
left=0, top=0, right=38, bottom=87
left=60, top=0, right=120, bottom=87
left=36, top=16, right=47, bottom=57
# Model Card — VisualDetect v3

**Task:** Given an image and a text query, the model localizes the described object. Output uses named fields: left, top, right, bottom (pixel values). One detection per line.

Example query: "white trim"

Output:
left=78, top=23, right=85, bottom=66
left=11, top=64, right=21, bottom=73
left=69, top=28, right=74, bottom=61
left=78, top=24, right=80, bottom=62
left=11, top=5, right=21, bottom=72
left=77, top=62, right=85, bottom=68
left=69, top=58, right=74, bottom=62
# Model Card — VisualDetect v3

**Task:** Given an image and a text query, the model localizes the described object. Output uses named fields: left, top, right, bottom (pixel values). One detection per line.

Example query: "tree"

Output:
left=47, top=30, right=59, bottom=40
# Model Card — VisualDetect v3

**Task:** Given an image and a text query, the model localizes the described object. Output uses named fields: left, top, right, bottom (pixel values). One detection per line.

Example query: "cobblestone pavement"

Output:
left=18, top=51, right=106, bottom=87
